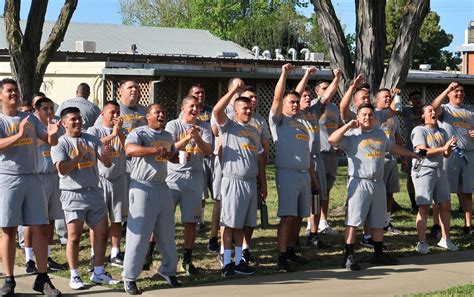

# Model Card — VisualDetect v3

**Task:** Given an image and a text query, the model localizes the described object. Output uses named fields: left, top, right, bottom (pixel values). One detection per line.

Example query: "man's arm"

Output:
left=339, top=74, right=364, bottom=122
left=320, top=68, right=342, bottom=105
left=212, top=82, right=242, bottom=125
left=295, top=66, right=316, bottom=95
left=328, top=119, right=358, bottom=147
left=432, top=82, right=459, bottom=110
left=271, top=63, right=294, bottom=117
left=0, top=116, right=29, bottom=150
left=56, top=140, right=87, bottom=175
left=125, top=143, right=164, bottom=157
left=414, top=137, right=456, bottom=158
left=390, top=143, right=422, bottom=159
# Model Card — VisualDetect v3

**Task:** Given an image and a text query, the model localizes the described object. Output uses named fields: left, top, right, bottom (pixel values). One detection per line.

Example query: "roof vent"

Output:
left=219, top=52, right=239, bottom=58
left=419, top=64, right=431, bottom=71
left=75, top=41, right=96, bottom=52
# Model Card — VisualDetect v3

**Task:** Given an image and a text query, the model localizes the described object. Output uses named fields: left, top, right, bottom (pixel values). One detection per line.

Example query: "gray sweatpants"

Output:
left=122, top=180, right=178, bottom=281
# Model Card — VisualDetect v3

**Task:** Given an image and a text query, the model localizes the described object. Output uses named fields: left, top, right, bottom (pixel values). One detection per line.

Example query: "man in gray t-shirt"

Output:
left=122, top=104, right=180, bottom=294
left=329, top=103, right=420, bottom=271
left=51, top=107, right=118, bottom=289
left=56, top=83, right=100, bottom=131
left=165, top=96, right=212, bottom=276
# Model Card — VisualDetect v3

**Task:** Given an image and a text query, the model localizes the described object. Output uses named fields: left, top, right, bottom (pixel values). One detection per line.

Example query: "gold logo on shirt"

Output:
left=13, top=138, right=33, bottom=146
left=296, top=134, right=309, bottom=141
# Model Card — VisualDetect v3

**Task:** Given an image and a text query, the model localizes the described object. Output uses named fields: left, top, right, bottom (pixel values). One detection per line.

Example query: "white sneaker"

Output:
left=437, top=238, right=459, bottom=251
left=415, top=241, right=430, bottom=254
left=90, top=271, right=120, bottom=285
left=319, top=225, right=338, bottom=235
left=69, top=276, right=85, bottom=290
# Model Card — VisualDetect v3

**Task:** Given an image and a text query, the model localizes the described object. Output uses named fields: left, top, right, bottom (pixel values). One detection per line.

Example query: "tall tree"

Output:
left=312, top=0, right=430, bottom=93
left=4, top=0, right=78, bottom=102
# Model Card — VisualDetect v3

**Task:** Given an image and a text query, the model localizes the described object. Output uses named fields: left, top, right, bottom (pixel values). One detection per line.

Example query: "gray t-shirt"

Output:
left=0, top=111, right=46, bottom=175
left=95, top=101, right=147, bottom=136
left=165, top=119, right=212, bottom=173
left=338, top=128, right=394, bottom=180
left=438, top=103, right=474, bottom=151
left=319, top=102, right=341, bottom=152
left=125, top=126, right=175, bottom=184
left=218, top=119, right=262, bottom=179
left=55, top=97, right=100, bottom=131
left=228, top=112, right=271, bottom=142
left=269, top=110, right=311, bottom=171
left=51, top=133, right=102, bottom=190
left=411, top=125, right=448, bottom=169
left=298, top=101, right=324, bottom=156
left=87, top=126, right=127, bottom=180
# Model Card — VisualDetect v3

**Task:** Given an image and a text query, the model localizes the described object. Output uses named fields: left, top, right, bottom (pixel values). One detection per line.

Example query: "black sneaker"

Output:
left=287, top=249, right=304, bottom=264
left=88, top=256, right=95, bottom=272
left=142, top=251, right=153, bottom=271
left=26, top=260, right=38, bottom=274
left=124, top=280, right=141, bottom=295
left=182, top=261, right=199, bottom=276
left=307, top=234, right=331, bottom=248
left=0, top=280, right=15, bottom=297
left=33, top=276, right=62, bottom=296
left=343, top=255, right=361, bottom=271
left=277, top=258, right=294, bottom=273
left=221, top=262, right=235, bottom=277
left=242, top=248, right=254, bottom=264
left=109, top=256, right=124, bottom=268
left=234, top=260, right=256, bottom=275
left=207, top=237, right=219, bottom=253
left=371, top=253, right=399, bottom=266
left=156, top=271, right=181, bottom=288
left=360, top=237, right=387, bottom=250
left=429, top=225, right=442, bottom=240
left=48, top=257, right=66, bottom=271
left=462, top=226, right=473, bottom=235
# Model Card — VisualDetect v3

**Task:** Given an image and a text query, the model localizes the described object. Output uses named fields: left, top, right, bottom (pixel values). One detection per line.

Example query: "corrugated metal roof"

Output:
left=0, top=18, right=254, bottom=58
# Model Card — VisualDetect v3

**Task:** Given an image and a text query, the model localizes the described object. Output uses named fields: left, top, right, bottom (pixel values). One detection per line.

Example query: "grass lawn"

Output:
left=404, top=283, right=474, bottom=296
left=13, top=165, right=473, bottom=291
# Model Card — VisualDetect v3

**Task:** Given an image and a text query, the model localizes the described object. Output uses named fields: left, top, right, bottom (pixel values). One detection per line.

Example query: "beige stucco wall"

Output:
left=0, top=61, right=106, bottom=106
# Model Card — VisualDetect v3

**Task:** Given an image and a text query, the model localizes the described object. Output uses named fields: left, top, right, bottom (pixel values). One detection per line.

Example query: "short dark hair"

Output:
left=188, top=84, right=204, bottom=95
left=34, top=97, right=54, bottom=110
left=0, top=78, right=17, bottom=91
left=283, top=90, right=301, bottom=99
left=375, top=88, right=390, bottom=98
left=243, top=86, right=256, bottom=93
left=32, top=92, right=46, bottom=99
left=103, top=100, right=120, bottom=109
left=118, top=79, right=137, bottom=88
left=234, top=96, right=252, bottom=105
left=314, top=81, right=329, bottom=93
left=360, top=83, right=370, bottom=91
left=146, top=103, right=164, bottom=115
left=181, top=95, right=198, bottom=108
left=60, top=107, right=81, bottom=119
left=357, top=102, right=375, bottom=113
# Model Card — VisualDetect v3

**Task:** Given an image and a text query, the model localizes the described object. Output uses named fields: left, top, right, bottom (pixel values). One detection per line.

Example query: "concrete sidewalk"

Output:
left=1, top=249, right=473, bottom=296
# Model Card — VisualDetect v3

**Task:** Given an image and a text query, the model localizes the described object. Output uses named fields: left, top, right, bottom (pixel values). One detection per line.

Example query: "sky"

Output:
left=1, top=0, right=472, bottom=53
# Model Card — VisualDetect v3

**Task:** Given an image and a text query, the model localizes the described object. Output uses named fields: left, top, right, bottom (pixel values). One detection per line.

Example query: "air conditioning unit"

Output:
left=75, top=41, right=96, bottom=52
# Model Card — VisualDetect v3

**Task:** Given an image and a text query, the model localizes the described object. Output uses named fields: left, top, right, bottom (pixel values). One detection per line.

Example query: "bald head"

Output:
left=76, top=83, right=90, bottom=99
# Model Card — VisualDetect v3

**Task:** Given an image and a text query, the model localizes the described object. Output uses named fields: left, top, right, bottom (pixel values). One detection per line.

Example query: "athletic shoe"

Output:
left=26, top=260, right=38, bottom=274
left=182, top=262, right=199, bottom=276
left=124, top=280, right=140, bottom=295
left=384, top=223, right=402, bottom=235
left=360, top=237, right=387, bottom=250
left=462, top=226, right=473, bottom=235
left=234, top=260, right=256, bottom=275
left=437, top=239, right=459, bottom=251
left=371, top=253, right=399, bottom=266
left=109, top=256, right=124, bottom=268
left=48, top=257, right=66, bottom=271
left=221, top=262, right=235, bottom=277
left=156, top=271, right=181, bottom=288
left=88, top=256, right=95, bottom=272
left=90, top=271, right=120, bottom=285
left=287, top=249, right=304, bottom=264
left=207, top=237, right=219, bottom=253
left=69, top=276, right=85, bottom=290
left=242, top=248, right=254, bottom=264
left=318, top=223, right=338, bottom=235
left=415, top=241, right=430, bottom=255
left=277, top=258, right=294, bottom=273
left=343, top=255, right=360, bottom=271
left=429, top=225, right=442, bottom=240
left=33, top=276, right=62, bottom=296
left=0, top=280, right=15, bottom=296
left=218, top=253, right=224, bottom=268
left=307, top=234, right=331, bottom=248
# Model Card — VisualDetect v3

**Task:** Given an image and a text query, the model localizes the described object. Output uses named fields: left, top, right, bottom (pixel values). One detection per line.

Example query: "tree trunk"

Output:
left=4, top=0, right=77, bottom=103
left=355, top=0, right=386, bottom=97
left=311, top=0, right=353, bottom=93
left=381, top=0, right=430, bottom=89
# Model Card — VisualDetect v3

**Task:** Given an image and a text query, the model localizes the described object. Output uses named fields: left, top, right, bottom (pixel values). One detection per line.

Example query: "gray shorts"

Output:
left=345, top=177, right=387, bottom=228
left=0, top=174, right=48, bottom=227
left=383, top=158, right=400, bottom=193
left=202, top=155, right=214, bottom=199
left=445, top=150, right=474, bottom=194
left=39, top=173, right=64, bottom=220
left=167, top=171, right=204, bottom=223
left=276, top=169, right=311, bottom=218
left=212, top=156, right=223, bottom=201
left=220, top=176, right=257, bottom=229
left=60, top=187, right=107, bottom=228
left=412, top=167, right=450, bottom=205
left=99, top=175, right=128, bottom=223
left=315, top=154, right=328, bottom=200
left=322, top=151, right=338, bottom=191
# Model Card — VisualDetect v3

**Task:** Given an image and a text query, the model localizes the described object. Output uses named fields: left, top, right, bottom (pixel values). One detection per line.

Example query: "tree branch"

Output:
left=24, top=0, right=48, bottom=59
